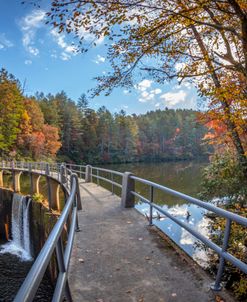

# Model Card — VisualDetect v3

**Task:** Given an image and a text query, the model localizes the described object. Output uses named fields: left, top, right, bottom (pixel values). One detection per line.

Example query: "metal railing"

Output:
left=71, top=164, right=247, bottom=291
left=0, top=161, right=82, bottom=302
left=1, top=161, right=246, bottom=295
left=129, top=175, right=247, bottom=291
left=65, top=163, right=86, bottom=179
left=66, top=164, right=123, bottom=194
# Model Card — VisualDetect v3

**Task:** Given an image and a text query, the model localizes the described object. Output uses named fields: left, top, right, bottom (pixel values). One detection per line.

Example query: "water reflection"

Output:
left=104, top=161, right=207, bottom=206
left=101, top=161, right=211, bottom=267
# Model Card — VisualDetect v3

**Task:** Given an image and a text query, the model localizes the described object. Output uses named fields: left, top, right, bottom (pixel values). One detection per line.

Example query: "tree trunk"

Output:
left=191, top=25, right=247, bottom=178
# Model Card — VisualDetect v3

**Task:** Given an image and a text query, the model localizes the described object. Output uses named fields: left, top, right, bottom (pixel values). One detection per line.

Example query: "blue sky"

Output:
left=0, top=1, right=200, bottom=114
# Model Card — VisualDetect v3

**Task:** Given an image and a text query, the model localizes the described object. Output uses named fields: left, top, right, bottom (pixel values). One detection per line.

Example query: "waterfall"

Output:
left=23, top=198, right=32, bottom=255
left=11, top=194, right=23, bottom=248
left=0, top=194, right=32, bottom=261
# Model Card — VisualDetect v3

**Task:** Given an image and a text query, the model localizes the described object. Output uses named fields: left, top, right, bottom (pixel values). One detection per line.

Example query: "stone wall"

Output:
left=0, top=188, right=13, bottom=241
left=0, top=188, right=59, bottom=282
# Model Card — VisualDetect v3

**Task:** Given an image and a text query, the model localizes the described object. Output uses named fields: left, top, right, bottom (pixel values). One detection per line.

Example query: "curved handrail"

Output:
left=1, top=161, right=246, bottom=295
left=129, top=175, right=247, bottom=290
left=131, top=175, right=247, bottom=226
left=63, top=163, right=247, bottom=291
left=0, top=161, right=82, bottom=302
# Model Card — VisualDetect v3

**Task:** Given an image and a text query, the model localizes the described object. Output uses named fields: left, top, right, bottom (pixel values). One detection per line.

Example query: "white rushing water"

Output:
left=0, top=194, right=32, bottom=261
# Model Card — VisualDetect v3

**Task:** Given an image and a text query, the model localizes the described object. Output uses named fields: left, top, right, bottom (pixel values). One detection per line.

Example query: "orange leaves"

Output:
left=14, top=97, right=61, bottom=160
left=203, top=120, right=227, bottom=144
left=24, top=126, right=61, bottom=160
left=28, top=131, right=46, bottom=159
left=42, top=124, right=61, bottom=157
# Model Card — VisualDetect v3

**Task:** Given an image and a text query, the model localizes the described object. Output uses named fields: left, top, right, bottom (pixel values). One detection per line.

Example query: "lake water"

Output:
left=99, top=161, right=211, bottom=268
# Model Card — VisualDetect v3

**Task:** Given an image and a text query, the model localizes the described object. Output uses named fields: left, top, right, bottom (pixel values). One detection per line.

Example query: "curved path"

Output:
left=69, top=182, right=234, bottom=302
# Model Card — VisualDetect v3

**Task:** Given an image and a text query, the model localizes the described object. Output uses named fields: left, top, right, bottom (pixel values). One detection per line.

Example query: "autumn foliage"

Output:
left=0, top=69, right=61, bottom=160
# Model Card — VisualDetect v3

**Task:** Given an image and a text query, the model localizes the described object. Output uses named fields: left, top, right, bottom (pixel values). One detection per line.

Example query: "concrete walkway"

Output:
left=69, top=182, right=234, bottom=302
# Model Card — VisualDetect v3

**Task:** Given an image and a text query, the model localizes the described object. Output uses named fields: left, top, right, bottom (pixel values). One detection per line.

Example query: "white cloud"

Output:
left=71, top=17, right=105, bottom=45
left=136, top=79, right=153, bottom=91
left=51, top=53, right=57, bottom=59
left=50, top=29, right=78, bottom=60
left=93, top=54, right=105, bottom=64
left=155, top=102, right=160, bottom=108
left=21, top=10, right=46, bottom=30
left=138, top=98, right=147, bottom=103
left=20, top=10, right=46, bottom=56
left=138, top=91, right=155, bottom=103
left=0, top=33, right=14, bottom=49
left=60, top=52, right=71, bottom=61
left=24, top=59, right=32, bottom=65
left=136, top=79, right=163, bottom=103
left=28, top=46, right=39, bottom=56
left=182, top=81, right=193, bottom=89
left=135, top=80, right=163, bottom=104
left=150, top=88, right=162, bottom=95
left=160, top=90, right=187, bottom=107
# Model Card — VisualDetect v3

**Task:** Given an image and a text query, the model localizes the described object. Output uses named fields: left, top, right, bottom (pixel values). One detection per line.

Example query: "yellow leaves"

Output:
left=22, top=110, right=30, bottom=123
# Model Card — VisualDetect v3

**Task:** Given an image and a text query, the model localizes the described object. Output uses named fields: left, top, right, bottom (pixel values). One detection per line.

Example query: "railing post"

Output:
left=71, top=174, right=82, bottom=232
left=149, top=186, right=154, bottom=226
left=211, top=218, right=232, bottom=291
left=85, top=165, right=92, bottom=183
left=121, top=172, right=135, bottom=208
left=46, top=163, right=52, bottom=210
left=60, top=165, right=67, bottom=184
left=55, top=238, right=73, bottom=302
left=0, top=170, right=3, bottom=187
left=96, top=169, right=99, bottom=186
left=29, top=163, right=33, bottom=195
left=73, top=174, right=82, bottom=211
left=46, top=163, right=50, bottom=176
left=111, top=172, right=114, bottom=194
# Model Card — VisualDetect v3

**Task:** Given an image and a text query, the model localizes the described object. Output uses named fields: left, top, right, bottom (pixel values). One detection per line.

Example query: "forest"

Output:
left=1, top=0, right=247, bottom=298
left=0, top=69, right=210, bottom=164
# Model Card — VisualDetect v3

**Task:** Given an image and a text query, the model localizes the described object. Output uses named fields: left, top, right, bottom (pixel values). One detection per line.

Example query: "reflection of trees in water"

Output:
left=3, top=173, right=49, bottom=201
left=102, top=161, right=207, bottom=207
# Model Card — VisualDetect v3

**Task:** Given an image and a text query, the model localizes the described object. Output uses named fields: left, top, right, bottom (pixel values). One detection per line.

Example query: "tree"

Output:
left=0, top=69, right=24, bottom=157
left=43, top=124, right=62, bottom=158
left=24, top=98, right=44, bottom=131
left=45, top=0, right=247, bottom=175
left=97, top=106, right=114, bottom=161
left=37, top=93, right=61, bottom=128
left=77, top=93, right=89, bottom=115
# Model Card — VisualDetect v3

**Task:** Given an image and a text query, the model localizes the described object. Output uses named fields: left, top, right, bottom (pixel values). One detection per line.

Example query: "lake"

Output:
left=98, top=160, right=211, bottom=268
